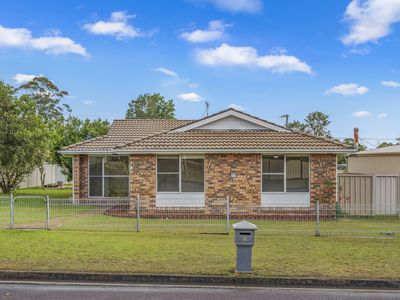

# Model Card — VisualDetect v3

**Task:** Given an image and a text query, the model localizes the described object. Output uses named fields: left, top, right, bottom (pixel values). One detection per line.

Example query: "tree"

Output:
left=377, top=142, right=397, bottom=148
left=0, top=82, right=50, bottom=193
left=287, top=111, right=332, bottom=138
left=16, top=76, right=70, bottom=122
left=126, top=93, right=175, bottom=119
left=54, top=117, right=110, bottom=181
left=16, top=77, right=70, bottom=188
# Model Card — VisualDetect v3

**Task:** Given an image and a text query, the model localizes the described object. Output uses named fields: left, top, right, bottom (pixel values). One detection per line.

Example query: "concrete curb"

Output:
left=0, top=271, right=399, bottom=289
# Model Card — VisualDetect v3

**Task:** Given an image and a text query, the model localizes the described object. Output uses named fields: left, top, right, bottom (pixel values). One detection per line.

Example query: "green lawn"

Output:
left=0, top=230, right=399, bottom=280
left=0, top=185, right=72, bottom=199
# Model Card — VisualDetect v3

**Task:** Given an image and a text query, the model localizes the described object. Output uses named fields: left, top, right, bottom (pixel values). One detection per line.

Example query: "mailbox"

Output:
left=232, top=220, right=257, bottom=273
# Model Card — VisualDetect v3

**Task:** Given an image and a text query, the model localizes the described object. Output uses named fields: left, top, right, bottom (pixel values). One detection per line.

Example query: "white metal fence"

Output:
left=0, top=194, right=399, bottom=237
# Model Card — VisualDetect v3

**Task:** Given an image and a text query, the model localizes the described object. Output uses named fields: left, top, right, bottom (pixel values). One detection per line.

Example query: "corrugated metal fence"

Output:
left=338, top=174, right=399, bottom=215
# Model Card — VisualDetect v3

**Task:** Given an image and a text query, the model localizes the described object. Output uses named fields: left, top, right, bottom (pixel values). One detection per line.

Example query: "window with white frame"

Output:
left=89, top=156, right=129, bottom=197
left=157, top=155, right=204, bottom=192
left=262, top=155, right=309, bottom=193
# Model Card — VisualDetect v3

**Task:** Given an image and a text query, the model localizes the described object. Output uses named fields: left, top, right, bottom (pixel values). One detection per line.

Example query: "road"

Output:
left=0, top=282, right=399, bottom=300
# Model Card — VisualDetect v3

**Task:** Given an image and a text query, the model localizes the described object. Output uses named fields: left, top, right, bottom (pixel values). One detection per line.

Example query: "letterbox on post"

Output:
left=232, top=220, right=257, bottom=273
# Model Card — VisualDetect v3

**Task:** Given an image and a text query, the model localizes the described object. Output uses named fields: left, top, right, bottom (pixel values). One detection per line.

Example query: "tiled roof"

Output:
left=116, top=130, right=351, bottom=151
left=62, top=110, right=352, bottom=153
left=62, top=119, right=192, bottom=152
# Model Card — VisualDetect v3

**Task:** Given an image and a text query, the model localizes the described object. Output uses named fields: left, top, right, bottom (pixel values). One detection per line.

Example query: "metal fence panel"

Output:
left=48, top=198, right=133, bottom=231
left=13, top=196, right=46, bottom=229
left=0, top=194, right=399, bottom=237
left=0, top=196, right=10, bottom=229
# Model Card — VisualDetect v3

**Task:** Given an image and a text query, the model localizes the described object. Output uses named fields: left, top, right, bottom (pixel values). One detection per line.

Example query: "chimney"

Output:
left=353, top=127, right=359, bottom=151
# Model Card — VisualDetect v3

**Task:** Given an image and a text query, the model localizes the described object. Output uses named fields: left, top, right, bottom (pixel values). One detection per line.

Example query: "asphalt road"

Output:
left=0, top=282, right=399, bottom=300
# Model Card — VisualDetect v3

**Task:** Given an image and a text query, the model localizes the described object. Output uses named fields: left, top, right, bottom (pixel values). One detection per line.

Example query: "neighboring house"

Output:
left=61, top=108, right=352, bottom=213
left=347, top=145, right=400, bottom=174
left=19, top=163, right=68, bottom=189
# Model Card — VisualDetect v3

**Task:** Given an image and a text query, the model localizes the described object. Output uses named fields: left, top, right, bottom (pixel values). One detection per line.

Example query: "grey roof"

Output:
left=352, top=145, right=400, bottom=156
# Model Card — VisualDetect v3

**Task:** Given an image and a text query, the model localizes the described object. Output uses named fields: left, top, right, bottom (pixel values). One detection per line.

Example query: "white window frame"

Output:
left=262, top=154, right=310, bottom=194
left=156, top=154, right=205, bottom=193
left=88, top=155, right=130, bottom=198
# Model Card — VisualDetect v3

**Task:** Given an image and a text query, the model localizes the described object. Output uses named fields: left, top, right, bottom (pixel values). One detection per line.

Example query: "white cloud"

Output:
left=342, top=0, right=400, bottom=45
left=177, top=92, right=203, bottom=102
left=84, top=100, right=93, bottom=105
left=381, top=80, right=400, bottom=88
left=181, top=20, right=232, bottom=43
left=83, top=11, right=141, bottom=40
left=12, top=73, right=37, bottom=84
left=0, top=25, right=88, bottom=57
left=325, top=83, right=369, bottom=96
left=377, top=112, right=388, bottom=118
left=228, top=104, right=244, bottom=111
left=353, top=111, right=372, bottom=118
left=206, top=0, right=262, bottom=13
left=196, top=43, right=312, bottom=74
left=153, top=67, right=178, bottom=78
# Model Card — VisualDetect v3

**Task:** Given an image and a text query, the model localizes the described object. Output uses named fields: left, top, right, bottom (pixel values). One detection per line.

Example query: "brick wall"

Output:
left=205, top=153, right=261, bottom=211
left=129, top=154, right=156, bottom=209
left=73, top=155, right=88, bottom=200
left=310, top=154, right=337, bottom=207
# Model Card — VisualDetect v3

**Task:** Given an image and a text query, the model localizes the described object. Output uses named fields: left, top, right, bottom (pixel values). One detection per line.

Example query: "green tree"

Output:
left=55, top=117, right=110, bottom=181
left=0, top=82, right=50, bottom=193
left=16, top=76, right=70, bottom=122
left=377, top=142, right=397, bottom=148
left=288, top=111, right=332, bottom=138
left=126, top=93, right=175, bottom=119
left=16, top=77, right=71, bottom=188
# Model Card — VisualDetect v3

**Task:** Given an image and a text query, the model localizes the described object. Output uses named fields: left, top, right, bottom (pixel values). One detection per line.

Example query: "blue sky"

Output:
left=1, top=0, right=400, bottom=147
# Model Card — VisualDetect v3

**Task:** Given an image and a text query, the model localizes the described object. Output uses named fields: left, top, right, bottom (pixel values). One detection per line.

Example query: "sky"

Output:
left=1, top=0, right=400, bottom=147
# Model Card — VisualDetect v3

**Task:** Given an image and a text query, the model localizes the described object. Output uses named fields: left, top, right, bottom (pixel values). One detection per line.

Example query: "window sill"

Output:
left=156, top=192, right=205, bottom=207
left=261, top=193, right=310, bottom=207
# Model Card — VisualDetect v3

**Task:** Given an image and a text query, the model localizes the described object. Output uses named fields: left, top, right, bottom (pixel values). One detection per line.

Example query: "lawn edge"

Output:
left=0, top=271, right=399, bottom=289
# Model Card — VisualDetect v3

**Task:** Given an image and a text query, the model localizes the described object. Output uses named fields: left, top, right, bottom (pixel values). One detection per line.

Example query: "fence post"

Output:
left=136, top=194, right=140, bottom=232
left=10, top=193, right=14, bottom=229
left=226, top=195, right=230, bottom=234
left=315, top=200, right=320, bottom=236
left=45, top=195, right=50, bottom=230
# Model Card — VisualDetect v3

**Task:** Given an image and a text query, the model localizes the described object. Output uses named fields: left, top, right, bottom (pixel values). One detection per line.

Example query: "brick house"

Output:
left=61, top=108, right=353, bottom=213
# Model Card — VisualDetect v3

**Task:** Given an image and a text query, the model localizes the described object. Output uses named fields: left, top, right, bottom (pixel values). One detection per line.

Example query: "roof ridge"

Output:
left=114, top=129, right=172, bottom=149
left=292, top=129, right=352, bottom=148
left=112, top=118, right=194, bottom=121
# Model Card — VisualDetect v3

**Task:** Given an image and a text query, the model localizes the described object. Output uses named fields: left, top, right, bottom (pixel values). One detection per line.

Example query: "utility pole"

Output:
left=280, top=114, right=289, bottom=127
left=204, top=101, right=210, bottom=117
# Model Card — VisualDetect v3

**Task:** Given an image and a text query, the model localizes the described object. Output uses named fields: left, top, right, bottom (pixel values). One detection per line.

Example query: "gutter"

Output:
left=60, top=148, right=356, bottom=156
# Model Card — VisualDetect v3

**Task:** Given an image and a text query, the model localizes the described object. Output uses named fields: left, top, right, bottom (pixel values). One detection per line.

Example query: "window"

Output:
left=286, top=156, right=309, bottom=192
left=89, top=156, right=129, bottom=197
left=262, top=155, right=309, bottom=193
left=157, top=155, right=204, bottom=192
left=262, top=156, right=284, bottom=192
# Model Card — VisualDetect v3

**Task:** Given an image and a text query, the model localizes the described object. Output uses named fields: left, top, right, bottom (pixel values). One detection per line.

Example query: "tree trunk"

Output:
left=39, top=165, right=46, bottom=189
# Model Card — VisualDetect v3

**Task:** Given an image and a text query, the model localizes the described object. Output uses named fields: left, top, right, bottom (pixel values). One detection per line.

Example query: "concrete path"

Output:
left=0, top=281, right=400, bottom=300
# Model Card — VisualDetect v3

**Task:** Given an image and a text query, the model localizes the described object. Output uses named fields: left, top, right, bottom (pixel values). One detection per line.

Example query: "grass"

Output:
left=0, top=229, right=399, bottom=279
left=1, top=197, right=399, bottom=279
left=0, top=185, right=72, bottom=199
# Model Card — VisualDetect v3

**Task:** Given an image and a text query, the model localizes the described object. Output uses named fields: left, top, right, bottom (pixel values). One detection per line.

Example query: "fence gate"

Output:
left=12, top=196, right=49, bottom=230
